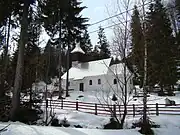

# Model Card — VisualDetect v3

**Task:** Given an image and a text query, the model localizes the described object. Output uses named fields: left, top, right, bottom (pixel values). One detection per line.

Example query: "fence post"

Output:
left=113, top=104, right=116, bottom=117
left=119, top=105, right=121, bottom=117
left=133, top=104, right=135, bottom=117
left=45, top=99, right=48, bottom=126
left=61, top=99, right=63, bottom=109
left=46, top=99, right=48, bottom=108
left=95, top=104, right=97, bottom=115
left=156, top=103, right=159, bottom=116
left=76, top=101, right=78, bottom=111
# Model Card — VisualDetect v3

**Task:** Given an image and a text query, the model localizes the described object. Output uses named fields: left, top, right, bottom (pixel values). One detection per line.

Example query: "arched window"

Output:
left=114, top=79, right=117, bottom=84
left=89, top=80, right=92, bottom=85
left=98, top=79, right=101, bottom=84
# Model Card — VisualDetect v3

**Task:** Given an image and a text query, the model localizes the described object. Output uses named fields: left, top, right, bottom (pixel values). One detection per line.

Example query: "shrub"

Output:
left=104, top=118, right=120, bottom=129
left=51, top=118, right=62, bottom=127
left=60, top=117, right=70, bottom=127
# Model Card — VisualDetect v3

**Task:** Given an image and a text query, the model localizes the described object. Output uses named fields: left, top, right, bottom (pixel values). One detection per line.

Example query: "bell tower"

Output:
left=71, top=42, right=85, bottom=67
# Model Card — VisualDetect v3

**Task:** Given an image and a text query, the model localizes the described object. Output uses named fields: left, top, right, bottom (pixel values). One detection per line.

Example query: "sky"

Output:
left=81, top=0, right=114, bottom=46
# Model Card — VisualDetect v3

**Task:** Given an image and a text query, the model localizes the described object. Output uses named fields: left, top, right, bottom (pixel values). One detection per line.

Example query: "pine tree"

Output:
left=175, top=0, right=180, bottom=79
left=80, top=29, right=93, bottom=54
left=0, top=0, right=22, bottom=98
left=97, top=26, right=111, bottom=59
left=176, top=0, right=180, bottom=17
left=146, top=0, right=177, bottom=94
left=41, top=0, right=88, bottom=48
left=41, top=0, right=88, bottom=97
left=43, top=41, right=58, bottom=82
left=130, top=5, right=144, bottom=86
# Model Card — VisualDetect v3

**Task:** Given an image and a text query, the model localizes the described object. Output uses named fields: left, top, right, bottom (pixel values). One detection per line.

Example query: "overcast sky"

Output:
left=81, top=0, right=114, bottom=46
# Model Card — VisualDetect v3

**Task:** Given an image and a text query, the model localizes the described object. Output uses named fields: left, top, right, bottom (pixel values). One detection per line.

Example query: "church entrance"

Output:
left=79, top=83, right=84, bottom=91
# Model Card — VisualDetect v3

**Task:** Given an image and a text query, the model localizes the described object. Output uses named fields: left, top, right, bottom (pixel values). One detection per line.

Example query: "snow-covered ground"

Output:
left=0, top=122, right=140, bottom=135
left=0, top=121, right=180, bottom=135
left=19, top=81, right=180, bottom=134
left=37, top=81, right=180, bottom=105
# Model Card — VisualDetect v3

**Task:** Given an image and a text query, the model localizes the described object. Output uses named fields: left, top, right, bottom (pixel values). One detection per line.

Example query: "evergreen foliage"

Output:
left=80, top=29, right=93, bottom=54
left=130, top=5, right=144, bottom=86
left=146, top=0, right=177, bottom=93
left=97, top=26, right=111, bottom=59
left=41, top=0, right=88, bottom=48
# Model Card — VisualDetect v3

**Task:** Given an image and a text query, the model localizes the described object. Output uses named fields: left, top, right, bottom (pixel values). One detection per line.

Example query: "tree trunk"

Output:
left=10, top=2, right=29, bottom=121
left=160, top=84, right=164, bottom=94
left=120, top=105, right=127, bottom=129
left=66, top=46, right=70, bottom=97
left=58, top=11, right=63, bottom=99
left=141, top=0, right=150, bottom=134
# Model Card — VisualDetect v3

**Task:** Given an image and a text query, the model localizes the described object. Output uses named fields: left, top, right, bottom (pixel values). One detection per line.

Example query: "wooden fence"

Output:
left=35, top=99, right=180, bottom=117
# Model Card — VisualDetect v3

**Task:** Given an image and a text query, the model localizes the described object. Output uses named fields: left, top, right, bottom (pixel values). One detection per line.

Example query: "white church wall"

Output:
left=61, top=74, right=133, bottom=93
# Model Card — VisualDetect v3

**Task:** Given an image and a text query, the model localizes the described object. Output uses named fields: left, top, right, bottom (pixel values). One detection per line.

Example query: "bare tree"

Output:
left=97, top=62, right=134, bottom=129
left=111, top=0, right=133, bottom=129
left=139, top=0, right=153, bottom=134
left=96, top=0, right=135, bottom=129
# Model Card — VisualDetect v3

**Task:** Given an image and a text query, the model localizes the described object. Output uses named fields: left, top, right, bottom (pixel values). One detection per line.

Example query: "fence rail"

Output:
left=23, top=99, right=180, bottom=117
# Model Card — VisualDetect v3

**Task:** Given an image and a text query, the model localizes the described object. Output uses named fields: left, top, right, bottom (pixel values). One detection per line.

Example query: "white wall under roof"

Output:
left=62, top=67, right=133, bottom=93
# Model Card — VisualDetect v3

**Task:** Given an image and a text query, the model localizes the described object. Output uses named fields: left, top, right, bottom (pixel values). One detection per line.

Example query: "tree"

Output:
left=175, top=0, right=180, bottom=80
left=10, top=0, right=32, bottom=121
left=146, top=0, right=177, bottom=94
left=80, top=29, right=93, bottom=54
left=176, top=0, right=180, bottom=17
left=97, top=26, right=111, bottom=59
left=130, top=5, right=144, bottom=87
left=99, top=0, right=133, bottom=129
left=167, top=0, right=178, bottom=37
left=0, top=0, right=21, bottom=98
left=41, top=0, right=88, bottom=48
left=41, top=0, right=88, bottom=97
left=43, top=41, right=58, bottom=81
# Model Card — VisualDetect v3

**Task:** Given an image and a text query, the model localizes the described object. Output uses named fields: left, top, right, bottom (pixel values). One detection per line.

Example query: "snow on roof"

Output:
left=62, top=58, right=112, bottom=80
left=71, top=43, right=85, bottom=54
left=108, top=63, right=124, bottom=74
left=108, top=63, right=130, bottom=75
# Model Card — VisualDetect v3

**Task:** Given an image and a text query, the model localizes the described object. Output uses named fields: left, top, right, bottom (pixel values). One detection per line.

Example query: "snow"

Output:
left=107, top=63, right=131, bottom=76
left=17, top=80, right=180, bottom=134
left=0, top=122, right=142, bottom=135
left=61, top=58, right=111, bottom=80
left=55, top=110, right=109, bottom=129
left=1, top=117, right=180, bottom=135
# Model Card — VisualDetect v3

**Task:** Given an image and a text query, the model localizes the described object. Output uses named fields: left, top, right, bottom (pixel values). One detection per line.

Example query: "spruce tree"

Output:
left=41, top=0, right=88, bottom=49
left=43, top=41, right=58, bottom=81
left=146, top=0, right=177, bottom=93
left=80, top=29, right=93, bottom=54
left=0, top=0, right=22, bottom=97
left=176, top=0, right=180, bottom=79
left=97, top=26, right=111, bottom=59
left=176, top=0, right=180, bottom=16
left=130, top=5, right=144, bottom=86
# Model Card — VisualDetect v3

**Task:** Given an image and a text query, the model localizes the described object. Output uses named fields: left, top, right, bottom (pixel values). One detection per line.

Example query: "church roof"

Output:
left=61, top=58, right=112, bottom=80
